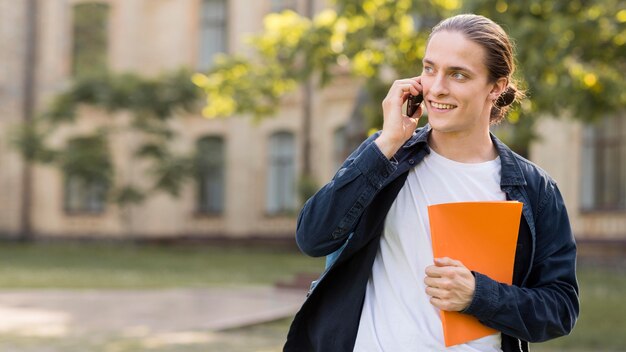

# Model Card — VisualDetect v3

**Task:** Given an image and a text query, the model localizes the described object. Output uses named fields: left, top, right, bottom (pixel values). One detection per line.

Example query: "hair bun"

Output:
left=495, top=86, right=516, bottom=107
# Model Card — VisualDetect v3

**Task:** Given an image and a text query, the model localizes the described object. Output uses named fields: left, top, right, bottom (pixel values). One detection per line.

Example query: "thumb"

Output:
left=416, top=103, right=423, bottom=119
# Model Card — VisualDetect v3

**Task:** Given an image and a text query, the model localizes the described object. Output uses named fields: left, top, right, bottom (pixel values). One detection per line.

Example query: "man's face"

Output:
left=420, top=30, right=498, bottom=135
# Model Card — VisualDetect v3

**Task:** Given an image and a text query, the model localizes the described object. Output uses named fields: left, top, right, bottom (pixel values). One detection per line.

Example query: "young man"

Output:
left=285, top=14, right=579, bottom=352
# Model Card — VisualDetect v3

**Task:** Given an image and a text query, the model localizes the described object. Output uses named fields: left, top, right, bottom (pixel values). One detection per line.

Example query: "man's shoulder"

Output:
left=493, top=133, right=557, bottom=189
left=510, top=151, right=556, bottom=186
left=507, top=151, right=564, bottom=211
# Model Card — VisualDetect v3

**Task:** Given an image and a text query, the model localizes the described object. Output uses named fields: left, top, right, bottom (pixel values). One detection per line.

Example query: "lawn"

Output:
left=531, top=262, right=626, bottom=352
left=0, top=242, right=624, bottom=351
left=0, top=241, right=323, bottom=289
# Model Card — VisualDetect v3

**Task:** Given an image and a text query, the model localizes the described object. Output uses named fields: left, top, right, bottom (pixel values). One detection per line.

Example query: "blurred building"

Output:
left=0, top=0, right=357, bottom=240
left=0, top=0, right=623, bottom=243
left=531, top=117, right=626, bottom=245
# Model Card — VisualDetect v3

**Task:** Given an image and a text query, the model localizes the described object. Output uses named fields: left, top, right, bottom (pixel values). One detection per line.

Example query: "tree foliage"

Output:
left=195, top=0, right=625, bottom=154
left=12, top=69, right=202, bottom=206
left=465, top=0, right=625, bottom=121
left=13, top=0, right=625, bottom=209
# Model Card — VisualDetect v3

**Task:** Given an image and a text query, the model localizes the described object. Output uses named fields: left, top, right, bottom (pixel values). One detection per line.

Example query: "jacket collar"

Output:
left=403, top=124, right=527, bottom=186
left=403, top=124, right=431, bottom=149
left=491, top=133, right=527, bottom=186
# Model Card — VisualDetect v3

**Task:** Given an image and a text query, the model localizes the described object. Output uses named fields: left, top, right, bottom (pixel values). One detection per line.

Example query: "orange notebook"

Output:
left=427, top=201, right=523, bottom=347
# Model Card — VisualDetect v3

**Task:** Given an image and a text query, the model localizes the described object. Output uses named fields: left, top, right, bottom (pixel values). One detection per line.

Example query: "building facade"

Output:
left=0, top=0, right=624, bottom=242
left=1, top=0, right=358, bottom=239
left=531, top=116, right=626, bottom=243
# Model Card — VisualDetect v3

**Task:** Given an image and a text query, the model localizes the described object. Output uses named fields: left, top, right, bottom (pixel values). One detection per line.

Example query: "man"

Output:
left=285, top=14, right=578, bottom=352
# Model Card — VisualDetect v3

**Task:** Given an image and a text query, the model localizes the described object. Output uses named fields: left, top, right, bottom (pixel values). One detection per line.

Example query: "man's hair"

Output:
left=429, top=14, right=525, bottom=124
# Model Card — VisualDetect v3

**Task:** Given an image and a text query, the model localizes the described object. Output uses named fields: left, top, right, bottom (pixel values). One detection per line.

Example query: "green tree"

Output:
left=13, top=69, right=201, bottom=211
left=195, top=0, right=625, bottom=156
left=13, top=0, right=625, bottom=221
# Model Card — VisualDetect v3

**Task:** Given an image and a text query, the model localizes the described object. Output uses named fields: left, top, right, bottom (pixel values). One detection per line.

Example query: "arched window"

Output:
left=270, top=0, right=296, bottom=13
left=198, top=0, right=227, bottom=70
left=196, top=136, right=225, bottom=214
left=65, top=176, right=107, bottom=213
left=581, top=115, right=626, bottom=210
left=72, top=2, right=110, bottom=77
left=333, top=126, right=349, bottom=171
left=64, top=137, right=110, bottom=214
left=267, top=132, right=296, bottom=215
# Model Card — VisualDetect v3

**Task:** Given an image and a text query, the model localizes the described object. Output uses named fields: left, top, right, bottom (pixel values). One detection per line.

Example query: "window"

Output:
left=72, top=3, right=110, bottom=77
left=63, top=137, right=110, bottom=214
left=333, top=126, right=349, bottom=171
left=196, top=136, right=225, bottom=214
left=270, top=0, right=297, bottom=12
left=65, top=176, right=107, bottom=213
left=581, top=115, right=626, bottom=211
left=267, top=132, right=296, bottom=215
left=198, top=0, right=227, bottom=70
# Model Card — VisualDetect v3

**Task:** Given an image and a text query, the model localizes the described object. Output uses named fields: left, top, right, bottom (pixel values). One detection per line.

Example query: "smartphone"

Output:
left=406, top=94, right=423, bottom=117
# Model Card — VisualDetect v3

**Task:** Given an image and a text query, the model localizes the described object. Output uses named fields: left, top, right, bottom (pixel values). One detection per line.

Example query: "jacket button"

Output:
left=409, top=159, right=415, bottom=165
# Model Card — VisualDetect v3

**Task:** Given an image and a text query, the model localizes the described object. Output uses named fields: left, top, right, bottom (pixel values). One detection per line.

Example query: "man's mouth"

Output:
left=430, top=101, right=457, bottom=110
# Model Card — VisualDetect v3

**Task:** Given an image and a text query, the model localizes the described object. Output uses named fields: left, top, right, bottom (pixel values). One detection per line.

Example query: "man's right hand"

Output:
left=375, top=77, right=423, bottom=159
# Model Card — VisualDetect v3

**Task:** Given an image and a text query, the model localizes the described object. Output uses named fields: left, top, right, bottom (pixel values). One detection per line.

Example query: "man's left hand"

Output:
left=424, top=257, right=475, bottom=312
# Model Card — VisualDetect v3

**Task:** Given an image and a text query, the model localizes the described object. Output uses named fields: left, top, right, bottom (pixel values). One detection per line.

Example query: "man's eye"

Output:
left=423, top=66, right=433, bottom=73
left=452, top=72, right=466, bottom=80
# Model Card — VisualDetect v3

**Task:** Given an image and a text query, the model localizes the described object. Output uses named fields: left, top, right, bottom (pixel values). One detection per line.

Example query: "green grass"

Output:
left=0, top=242, right=323, bottom=289
left=0, top=242, right=624, bottom=351
left=532, top=263, right=626, bottom=352
left=246, top=263, right=626, bottom=352
left=0, top=325, right=290, bottom=352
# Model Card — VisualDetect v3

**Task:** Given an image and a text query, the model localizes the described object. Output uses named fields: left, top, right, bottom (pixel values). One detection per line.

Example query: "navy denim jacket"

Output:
left=284, top=126, right=579, bottom=352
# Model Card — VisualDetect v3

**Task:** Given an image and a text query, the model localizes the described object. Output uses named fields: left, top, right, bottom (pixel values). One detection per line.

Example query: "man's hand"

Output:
left=375, top=77, right=423, bottom=159
left=424, top=257, right=475, bottom=312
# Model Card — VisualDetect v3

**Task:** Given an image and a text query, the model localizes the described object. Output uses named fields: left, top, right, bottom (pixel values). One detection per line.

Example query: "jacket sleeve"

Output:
left=462, top=181, right=579, bottom=342
left=295, top=131, right=397, bottom=257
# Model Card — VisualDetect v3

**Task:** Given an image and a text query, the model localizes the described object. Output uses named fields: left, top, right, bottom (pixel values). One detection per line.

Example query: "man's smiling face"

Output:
left=421, top=30, right=501, bottom=136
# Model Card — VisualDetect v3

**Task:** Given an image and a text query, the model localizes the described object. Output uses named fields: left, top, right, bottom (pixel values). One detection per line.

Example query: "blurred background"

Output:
left=0, top=0, right=624, bottom=351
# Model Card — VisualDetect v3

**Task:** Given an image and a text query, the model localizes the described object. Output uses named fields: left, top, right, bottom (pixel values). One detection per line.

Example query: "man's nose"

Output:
left=430, top=74, right=449, bottom=97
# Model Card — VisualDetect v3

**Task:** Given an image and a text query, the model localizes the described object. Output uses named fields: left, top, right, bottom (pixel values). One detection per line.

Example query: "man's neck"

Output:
left=428, top=128, right=498, bottom=163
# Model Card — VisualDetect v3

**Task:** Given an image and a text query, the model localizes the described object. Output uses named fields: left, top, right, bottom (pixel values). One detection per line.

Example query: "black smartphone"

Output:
left=406, top=94, right=423, bottom=117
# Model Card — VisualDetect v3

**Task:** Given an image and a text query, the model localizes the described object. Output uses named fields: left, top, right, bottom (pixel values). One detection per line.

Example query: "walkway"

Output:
left=0, top=287, right=306, bottom=337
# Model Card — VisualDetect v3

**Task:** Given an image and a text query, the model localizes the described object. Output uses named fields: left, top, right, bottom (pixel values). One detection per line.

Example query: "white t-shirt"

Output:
left=353, top=148, right=506, bottom=352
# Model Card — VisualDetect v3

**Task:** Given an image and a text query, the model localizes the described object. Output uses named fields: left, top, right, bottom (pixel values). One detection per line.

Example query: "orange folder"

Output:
left=427, top=201, right=523, bottom=347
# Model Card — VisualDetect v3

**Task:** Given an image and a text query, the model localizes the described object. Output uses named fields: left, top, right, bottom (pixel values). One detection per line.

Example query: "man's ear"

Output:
left=489, top=77, right=508, bottom=101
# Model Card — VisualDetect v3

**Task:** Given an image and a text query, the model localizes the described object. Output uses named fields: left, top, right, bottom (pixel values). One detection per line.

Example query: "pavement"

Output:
left=0, top=287, right=307, bottom=338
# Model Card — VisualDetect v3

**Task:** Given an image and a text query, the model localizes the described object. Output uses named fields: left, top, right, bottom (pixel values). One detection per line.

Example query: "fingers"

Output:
left=425, top=286, right=459, bottom=310
left=397, top=84, right=420, bottom=97
left=382, top=77, right=422, bottom=109
left=424, top=264, right=442, bottom=278
left=425, top=278, right=457, bottom=311
left=424, top=275, right=452, bottom=291
left=429, top=297, right=458, bottom=312
left=424, top=276, right=447, bottom=289
left=389, top=78, right=422, bottom=98
left=377, top=76, right=423, bottom=153
left=434, top=257, right=464, bottom=267
left=425, top=285, right=446, bottom=299
left=424, top=259, right=476, bottom=312
left=425, top=259, right=466, bottom=281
